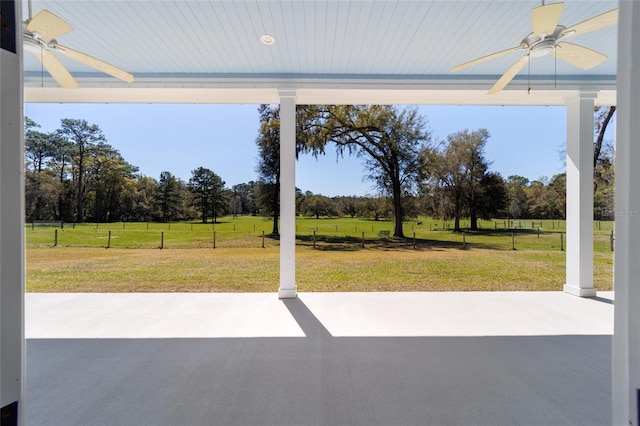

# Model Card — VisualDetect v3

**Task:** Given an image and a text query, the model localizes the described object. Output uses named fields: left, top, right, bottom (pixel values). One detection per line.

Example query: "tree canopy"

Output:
left=297, top=105, right=430, bottom=237
left=25, top=106, right=615, bottom=227
left=188, top=167, right=226, bottom=223
left=423, top=129, right=506, bottom=231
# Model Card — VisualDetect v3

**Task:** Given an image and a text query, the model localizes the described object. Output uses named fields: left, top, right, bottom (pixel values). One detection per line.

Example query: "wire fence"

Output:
left=26, top=219, right=615, bottom=252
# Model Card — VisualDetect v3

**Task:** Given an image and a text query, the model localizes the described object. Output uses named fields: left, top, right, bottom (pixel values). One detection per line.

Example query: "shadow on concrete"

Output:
left=589, top=296, right=614, bottom=305
left=282, top=298, right=332, bottom=338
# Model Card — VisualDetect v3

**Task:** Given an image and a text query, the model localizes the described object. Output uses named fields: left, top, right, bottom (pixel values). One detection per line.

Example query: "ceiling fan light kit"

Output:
left=23, top=7, right=134, bottom=88
left=451, top=2, right=618, bottom=94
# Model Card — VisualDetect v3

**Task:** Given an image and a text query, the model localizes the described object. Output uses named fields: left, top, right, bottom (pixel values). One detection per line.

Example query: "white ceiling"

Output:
left=22, top=0, right=619, bottom=106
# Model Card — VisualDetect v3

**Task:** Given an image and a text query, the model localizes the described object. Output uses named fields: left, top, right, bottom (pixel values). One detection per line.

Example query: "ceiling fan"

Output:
left=451, top=2, right=617, bottom=94
left=23, top=3, right=134, bottom=88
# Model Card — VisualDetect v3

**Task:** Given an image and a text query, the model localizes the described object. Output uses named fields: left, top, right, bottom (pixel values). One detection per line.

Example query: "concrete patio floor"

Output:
left=26, top=292, right=613, bottom=426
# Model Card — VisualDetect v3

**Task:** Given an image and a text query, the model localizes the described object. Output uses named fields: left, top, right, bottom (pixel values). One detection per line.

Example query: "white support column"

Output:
left=613, top=2, right=640, bottom=424
left=278, top=90, right=297, bottom=299
left=1, top=1, right=25, bottom=424
left=563, top=91, right=596, bottom=298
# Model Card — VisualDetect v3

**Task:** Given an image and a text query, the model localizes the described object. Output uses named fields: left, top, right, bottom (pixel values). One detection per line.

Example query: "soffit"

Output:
left=22, top=0, right=619, bottom=106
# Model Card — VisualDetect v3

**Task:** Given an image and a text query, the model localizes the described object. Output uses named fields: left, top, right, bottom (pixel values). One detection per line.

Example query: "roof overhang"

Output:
left=24, top=75, right=616, bottom=106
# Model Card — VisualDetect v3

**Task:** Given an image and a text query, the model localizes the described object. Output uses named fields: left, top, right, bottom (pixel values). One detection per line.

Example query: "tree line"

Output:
left=255, top=104, right=614, bottom=236
left=25, top=105, right=615, bottom=235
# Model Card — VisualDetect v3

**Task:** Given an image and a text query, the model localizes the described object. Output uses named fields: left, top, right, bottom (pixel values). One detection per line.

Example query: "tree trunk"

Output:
left=271, top=178, right=279, bottom=236
left=94, top=189, right=100, bottom=223
left=77, top=165, right=84, bottom=223
left=57, top=195, right=64, bottom=222
left=392, top=178, right=404, bottom=238
left=162, top=194, right=168, bottom=223
left=594, top=106, right=616, bottom=193
left=35, top=195, right=43, bottom=221
left=470, top=210, right=478, bottom=231
left=201, top=195, right=207, bottom=223
left=271, top=208, right=279, bottom=235
left=454, top=192, right=461, bottom=232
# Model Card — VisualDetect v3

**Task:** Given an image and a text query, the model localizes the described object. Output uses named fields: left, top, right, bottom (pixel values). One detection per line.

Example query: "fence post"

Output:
left=610, top=230, right=614, bottom=252
left=560, top=233, right=564, bottom=251
left=537, top=227, right=540, bottom=238
left=413, top=232, right=416, bottom=249
left=361, top=232, right=365, bottom=248
left=262, top=231, right=265, bottom=248
left=213, top=231, right=216, bottom=249
left=463, top=234, right=466, bottom=250
left=107, top=230, right=111, bottom=248
left=160, top=232, right=164, bottom=249
left=313, top=231, right=316, bottom=249
left=54, top=229, right=58, bottom=247
left=511, top=232, right=515, bottom=250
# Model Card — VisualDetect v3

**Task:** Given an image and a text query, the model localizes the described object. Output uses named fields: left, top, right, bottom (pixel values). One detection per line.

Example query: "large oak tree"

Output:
left=298, top=105, right=430, bottom=238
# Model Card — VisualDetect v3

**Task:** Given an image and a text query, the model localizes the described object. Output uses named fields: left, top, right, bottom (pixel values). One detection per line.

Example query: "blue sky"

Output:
left=24, top=103, right=582, bottom=197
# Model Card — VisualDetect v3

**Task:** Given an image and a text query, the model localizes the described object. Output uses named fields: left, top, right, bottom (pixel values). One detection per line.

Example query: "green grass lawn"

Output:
left=26, top=216, right=614, bottom=292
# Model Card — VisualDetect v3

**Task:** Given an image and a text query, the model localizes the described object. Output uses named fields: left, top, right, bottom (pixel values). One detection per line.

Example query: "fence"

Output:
left=25, top=219, right=614, bottom=252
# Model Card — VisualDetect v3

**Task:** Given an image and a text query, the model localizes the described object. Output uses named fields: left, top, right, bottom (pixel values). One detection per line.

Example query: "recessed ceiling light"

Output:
left=260, top=34, right=275, bottom=45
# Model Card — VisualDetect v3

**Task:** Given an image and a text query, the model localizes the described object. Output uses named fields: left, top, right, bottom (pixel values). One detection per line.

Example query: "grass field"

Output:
left=26, top=216, right=614, bottom=293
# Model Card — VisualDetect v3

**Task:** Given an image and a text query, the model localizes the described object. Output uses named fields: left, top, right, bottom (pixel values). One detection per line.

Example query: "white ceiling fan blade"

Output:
left=51, top=43, right=135, bottom=83
left=451, top=46, right=524, bottom=73
left=26, top=10, right=73, bottom=43
left=487, top=55, right=530, bottom=95
left=34, top=52, right=79, bottom=88
left=561, top=9, right=618, bottom=39
left=553, top=42, right=607, bottom=70
left=532, top=2, right=564, bottom=37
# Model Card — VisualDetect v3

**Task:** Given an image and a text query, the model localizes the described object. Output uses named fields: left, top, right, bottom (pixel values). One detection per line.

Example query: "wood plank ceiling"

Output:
left=22, top=1, right=618, bottom=105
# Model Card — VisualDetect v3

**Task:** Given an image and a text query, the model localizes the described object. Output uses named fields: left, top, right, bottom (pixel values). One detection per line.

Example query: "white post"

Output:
left=613, top=2, right=640, bottom=424
left=1, top=0, right=26, bottom=424
left=563, top=91, right=596, bottom=297
left=278, top=91, right=297, bottom=299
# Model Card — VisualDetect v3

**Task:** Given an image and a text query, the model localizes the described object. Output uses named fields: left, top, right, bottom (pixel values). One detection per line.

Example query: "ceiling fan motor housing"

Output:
left=523, top=25, right=566, bottom=57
